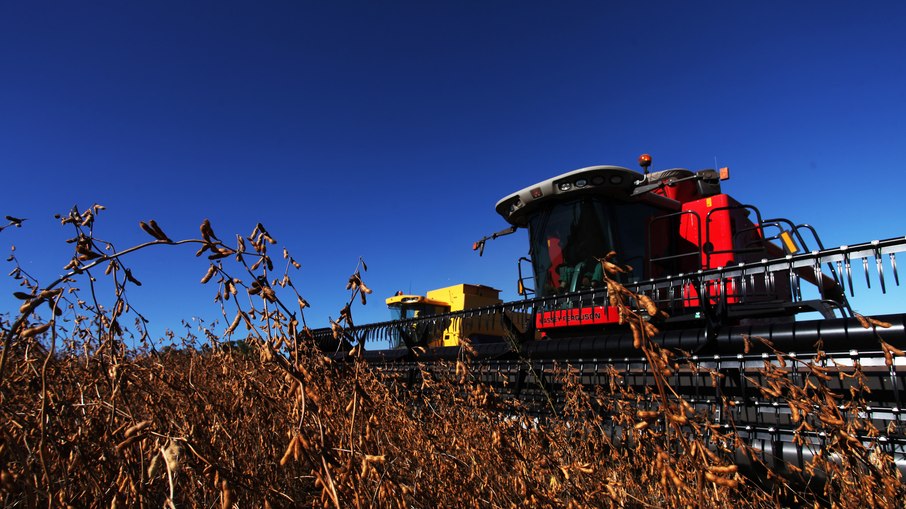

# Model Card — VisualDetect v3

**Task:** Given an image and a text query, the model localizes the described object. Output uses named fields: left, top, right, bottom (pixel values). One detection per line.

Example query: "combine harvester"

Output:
left=384, top=284, right=509, bottom=348
left=313, top=154, right=906, bottom=473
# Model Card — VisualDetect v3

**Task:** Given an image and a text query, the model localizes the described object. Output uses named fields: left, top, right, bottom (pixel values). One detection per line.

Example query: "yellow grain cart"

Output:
left=385, top=284, right=504, bottom=348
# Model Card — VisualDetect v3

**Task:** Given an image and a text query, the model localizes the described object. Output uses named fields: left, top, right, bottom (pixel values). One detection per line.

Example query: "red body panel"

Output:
left=681, top=194, right=735, bottom=269
left=676, top=193, right=763, bottom=307
left=536, top=305, right=620, bottom=330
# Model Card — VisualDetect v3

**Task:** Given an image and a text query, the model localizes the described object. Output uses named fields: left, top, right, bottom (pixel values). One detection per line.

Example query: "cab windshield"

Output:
left=388, top=302, right=446, bottom=320
left=527, top=198, right=666, bottom=297
left=387, top=301, right=448, bottom=349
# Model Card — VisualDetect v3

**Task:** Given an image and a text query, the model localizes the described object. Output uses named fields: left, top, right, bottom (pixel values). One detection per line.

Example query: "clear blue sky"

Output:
left=2, top=1, right=905, bottom=341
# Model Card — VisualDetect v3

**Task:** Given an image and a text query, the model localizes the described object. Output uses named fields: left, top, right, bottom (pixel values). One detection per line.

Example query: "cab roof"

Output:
left=495, top=165, right=647, bottom=227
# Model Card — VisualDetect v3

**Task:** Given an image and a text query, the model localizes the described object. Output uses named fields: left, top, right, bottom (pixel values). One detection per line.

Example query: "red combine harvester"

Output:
left=313, top=155, right=906, bottom=474
left=484, top=154, right=848, bottom=337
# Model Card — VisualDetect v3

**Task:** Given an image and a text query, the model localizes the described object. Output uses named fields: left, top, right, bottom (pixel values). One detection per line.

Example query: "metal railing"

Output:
left=310, top=236, right=906, bottom=347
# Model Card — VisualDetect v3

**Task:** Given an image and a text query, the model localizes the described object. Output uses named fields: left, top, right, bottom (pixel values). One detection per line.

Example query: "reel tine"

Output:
left=836, top=258, right=846, bottom=295
left=813, top=256, right=824, bottom=300
left=845, top=252, right=854, bottom=297
left=875, top=245, right=887, bottom=293
left=788, top=259, right=801, bottom=302
left=863, top=255, right=871, bottom=289
left=891, top=252, right=900, bottom=286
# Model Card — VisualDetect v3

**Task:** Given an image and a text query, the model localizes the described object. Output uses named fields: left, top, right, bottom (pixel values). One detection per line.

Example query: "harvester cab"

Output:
left=386, top=294, right=448, bottom=320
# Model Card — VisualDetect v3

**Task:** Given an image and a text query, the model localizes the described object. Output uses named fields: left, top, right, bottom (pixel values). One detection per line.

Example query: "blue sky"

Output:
left=2, top=1, right=905, bottom=341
